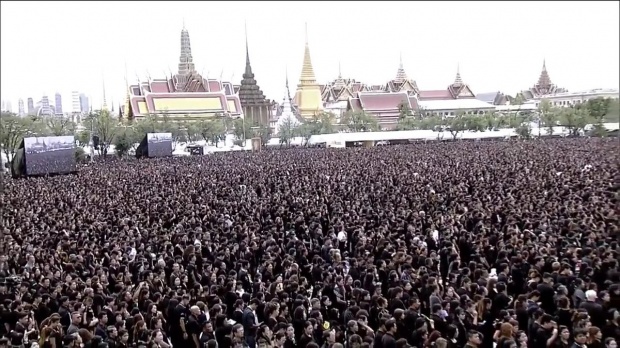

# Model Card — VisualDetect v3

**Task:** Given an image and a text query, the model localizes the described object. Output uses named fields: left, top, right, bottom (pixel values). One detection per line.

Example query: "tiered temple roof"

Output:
left=238, top=28, right=270, bottom=108
left=384, top=55, right=419, bottom=95
left=418, top=65, right=476, bottom=101
left=520, top=60, right=567, bottom=99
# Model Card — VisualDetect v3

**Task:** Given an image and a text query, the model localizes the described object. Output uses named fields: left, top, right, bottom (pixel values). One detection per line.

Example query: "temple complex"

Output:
left=293, top=26, right=323, bottom=119
left=123, top=25, right=242, bottom=121
left=518, top=60, right=567, bottom=100
left=346, top=65, right=495, bottom=129
left=238, top=27, right=271, bottom=127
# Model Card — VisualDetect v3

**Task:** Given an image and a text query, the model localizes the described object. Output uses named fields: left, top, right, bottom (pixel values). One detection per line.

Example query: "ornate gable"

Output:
left=447, top=65, right=475, bottom=99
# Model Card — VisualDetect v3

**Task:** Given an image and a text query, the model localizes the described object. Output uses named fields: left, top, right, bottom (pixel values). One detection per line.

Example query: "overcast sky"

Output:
left=1, top=1, right=618, bottom=111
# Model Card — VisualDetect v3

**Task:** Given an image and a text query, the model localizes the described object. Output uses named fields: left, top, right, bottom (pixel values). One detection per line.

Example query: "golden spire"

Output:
left=299, top=23, right=317, bottom=84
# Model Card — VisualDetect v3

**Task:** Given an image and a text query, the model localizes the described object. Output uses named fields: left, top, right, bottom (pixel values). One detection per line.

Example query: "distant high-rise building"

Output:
left=18, top=98, right=25, bottom=116
left=40, top=95, right=52, bottom=116
left=79, top=93, right=89, bottom=114
left=5, top=100, right=12, bottom=113
left=27, top=98, right=35, bottom=115
left=54, top=92, right=63, bottom=115
left=71, top=91, right=81, bottom=113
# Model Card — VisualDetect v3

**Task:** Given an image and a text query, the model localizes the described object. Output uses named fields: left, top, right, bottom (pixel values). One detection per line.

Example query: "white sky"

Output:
left=1, top=1, right=619, bottom=111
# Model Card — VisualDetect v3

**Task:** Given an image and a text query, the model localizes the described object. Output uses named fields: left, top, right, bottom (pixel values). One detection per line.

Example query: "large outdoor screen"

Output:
left=24, top=135, right=76, bottom=176
left=147, top=133, right=173, bottom=158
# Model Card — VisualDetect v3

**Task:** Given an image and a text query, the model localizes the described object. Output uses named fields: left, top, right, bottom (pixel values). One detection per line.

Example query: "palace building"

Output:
left=122, top=25, right=242, bottom=121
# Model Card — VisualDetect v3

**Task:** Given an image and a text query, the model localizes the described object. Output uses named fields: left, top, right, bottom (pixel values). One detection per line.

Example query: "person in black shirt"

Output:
left=242, top=299, right=260, bottom=348
left=534, top=315, right=558, bottom=348
left=10, top=312, right=29, bottom=347
left=187, top=305, right=203, bottom=348
left=381, top=319, right=398, bottom=348
left=170, top=295, right=190, bottom=347
left=199, top=321, right=216, bottom=348
left=298, top=321, right=316, bottom=348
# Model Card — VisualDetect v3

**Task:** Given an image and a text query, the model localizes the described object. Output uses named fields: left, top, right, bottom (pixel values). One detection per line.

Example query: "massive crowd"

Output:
left=0, top=138, right=618, bottom=348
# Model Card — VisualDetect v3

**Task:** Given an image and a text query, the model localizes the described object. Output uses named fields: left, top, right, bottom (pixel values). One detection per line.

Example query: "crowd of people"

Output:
left=0, top=138, right=618, bottom=348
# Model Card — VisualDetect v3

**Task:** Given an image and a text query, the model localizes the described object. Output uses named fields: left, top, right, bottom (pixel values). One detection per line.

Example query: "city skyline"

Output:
left=1, top=1, right=618, bottom=111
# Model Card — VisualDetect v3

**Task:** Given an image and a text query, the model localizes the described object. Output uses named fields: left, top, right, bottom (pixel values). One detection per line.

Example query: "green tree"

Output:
left=589, top=124, right=608, bottom=137
left=559, top=107, right=591, bottom=137
left=84, top=109, right=119, bottom=156
left=482, top=111, right=500, bottom=131
left=512, top=93, right=525, bottom=105
left=278, top=118, right=298, bottom=146
left=113, top=126, right=138, bottom=157
left=465, top=115, right=487, bottom=132
left=536, top=99, right=553, bottom=136
left=515, top=124, right=532, bottom=139
left=398, top=102, right=413, bottom=120
left=603, top=98, right=619, bottom=123
left=396, top=117, right=419, bottom=131
left=253, top=124, right=272, bottom=147
left=296, top=123, right=314, bottom=146
left=541, top=108, right=559, bottom=135
left=199, top=119, right=227, bottom=147
left=310, top=112, right=336, bottom=134
left=420, top=116, right=442, bottom=131
left=76, top=130, right=91, bottom=147
left=0, top=112, right=34, bottom=162
left=75, top=147, right=87, bottom=163
left=584, top=97, right=611, bottom=122
left=45, top=116, right=75, bottom=136
left=340, top=111, right=378, bottom=132
left=445, top=114, right=468, bottom=140
left=184, top=122, right=201, bottom=143
left=507, top=113, right=527, bottom=129
left=232, top=118, right=253, bottom=141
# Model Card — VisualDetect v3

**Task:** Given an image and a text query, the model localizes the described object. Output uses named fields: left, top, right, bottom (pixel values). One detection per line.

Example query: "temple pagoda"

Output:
left=238, top=26, right=271, bottom=127
left=446, top=65, right=475, bottom=99
left=384, top=54, right=419, bottom=96
left=519, top=60, right=567, bottom=100
left=293, top=25, right=323, bottom=119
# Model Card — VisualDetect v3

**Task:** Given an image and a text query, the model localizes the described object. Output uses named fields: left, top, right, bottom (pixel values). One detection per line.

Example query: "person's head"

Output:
left=502, top=340, right=517, bottom=348
left=559, top=326, right=569, bottom=341
left=499, top=323, right=513, bottom=338
left=249, top=298, right=260, bottom=310
left=257, top=324, right=271, bottom=340
left=347, top=320, right=358, bottom=333
left=585, top=290, right=597, bottom=302
left=516, top=330, right=527, bottom=344
left=605, top=338, right=617, bottom=348
left=304, top=321, right=314, bottom=336
left=385, top=319, right=397, bottom=334
left=71, top=311, right=81, bottom=324
left=232, top=324, right=244, bottom=338
left=467, top=330, right=482, bottom=346
left=348, top=334, right=363, bottom=348
left=587, top=326, right=602, bottom=342
left=435, top=338, right=448, bottom=348
left=275, top=332, right=286, bottom=346
left=119, top=329, right=129, bottom=343
left=574, top=329, right=588, bottom=345
left=323, top=330, right=335, bottom=344
left=539, top=314, right=554, bottom=330
left=285, top=324, right=295, bottom=338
